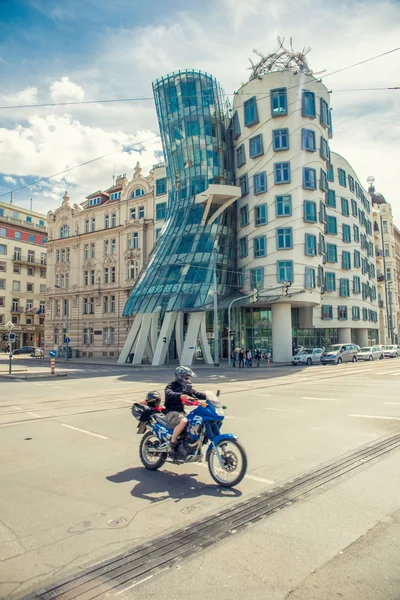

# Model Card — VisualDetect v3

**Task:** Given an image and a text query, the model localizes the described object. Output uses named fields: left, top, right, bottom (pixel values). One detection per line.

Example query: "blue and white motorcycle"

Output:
left=132, top=391, right=247, bottom=488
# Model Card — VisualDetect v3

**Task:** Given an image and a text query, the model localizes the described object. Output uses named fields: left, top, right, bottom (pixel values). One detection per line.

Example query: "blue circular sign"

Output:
left=49, top=350, right=57, bottom=357
left=65, top=337, right=71, bottom=344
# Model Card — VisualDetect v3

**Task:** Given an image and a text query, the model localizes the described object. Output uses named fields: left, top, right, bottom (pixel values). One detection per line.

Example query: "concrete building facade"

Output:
left=394, top=225, right=400, bottom=341
left=44, top=164, right=155, bottom=358
left=0, top=200, right=47, bottom=350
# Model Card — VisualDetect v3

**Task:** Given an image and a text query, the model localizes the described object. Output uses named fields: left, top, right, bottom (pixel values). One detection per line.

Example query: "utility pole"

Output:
left=213, top=246, right=219, bottom=367
left=388, top=281, right=394, bottom=344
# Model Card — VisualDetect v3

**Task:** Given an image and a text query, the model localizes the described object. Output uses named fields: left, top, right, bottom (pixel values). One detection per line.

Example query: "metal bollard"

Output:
left=51, top=358, right=55, bottom=375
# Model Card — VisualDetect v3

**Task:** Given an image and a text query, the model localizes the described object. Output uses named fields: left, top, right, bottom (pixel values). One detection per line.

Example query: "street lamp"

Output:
left=388, top=280, right=394, bottom=344
left=212, top=246, right=219, bottom=367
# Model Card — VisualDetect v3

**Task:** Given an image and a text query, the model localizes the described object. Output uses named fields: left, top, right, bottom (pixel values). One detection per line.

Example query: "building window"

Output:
left=105, top=215, right=110, bottom=229
left=243, top=96, right=259, bottom=127
left=320, top=98, right=329, bottom=127
left=277, top=228, right=292, bottom=249
left=130, top=208, right=136, bottom=220
left=254, top=204, right=267, bottom=226
left=90, top=270, right=95, bottom=285
left=321, top=305, right=333, bottom=320
left=254, top=172, right=267, bottom=194
left=91, top=217, right=96, bottom=232
left=348, top=175, right=355, bottom=192
left=128, top=260, right=139, bottom=279
left=156, top=228, right=162, bottom=240
left=326, top=215, right=337, bottom=235
left=13, top=264, right=20, bottom=274
left=304, top=200, right=317, bottom=223
left=343, top=224, right=351, bottom=243
left=341, top=197, right=350, bottom=216
left=104, top=268, right=109, bottom=284
left=319, top=200, right=327, bottom=224
left=239, top=236, right=248, bottom=258
left=301, top=129, right=316, bottom=151
left=28, top=235, right=34, bottom=243
left=327, top=243, right=337, bottom=263
left=186, top=120, right=199, bottom=137
left=270, top=88, right=287, bottom=117
left=303, top=167, right=317, bottom=190
left=353, top=276, right=361, bottom=294
left=277, top=261, right=293, bottom=282
left=27, top=266, right=34, bottom=276
left=342, top=251, right=351, bottom=269
left=276, top=195, right=292, bottom=216
left=85, top=219, right=89, bottom=233
left=274, top=162, right=291, bottom=184
left=254, top=235, right=266, bottom=258
left=302, top=90, right=316, bottom=117
left=156, top=202, right=167, bottom=221
left=111, top=238, right=116, bottom=254
left=13, top=280, right=20, bottom=291
left=338, top=168, right=347, bottom=187
left=110, top=191, right=121, bottom=201
left=236, top=144, right=246, bottom=167
left=15, top=231, right=21, bottom=240
left=60, top=225, right=69, bottom=239
left=352, top=306, right=360, bottom=320
left=128, top=232, right=139, bottom=249
left=339, top=278, right=350, bottom=297
left=305, top=233, right=317, bottom=256
left=250, top=134, right=264, bottom=157
left=156, top=178, right=167, bottom=196
left=232, top=111, right=241, bottom=139
left=305, top=267, right=316, bottom=289
left=89, top=197, right=101, bottom=206
left=240, top=205, right=249, bottom=227
left=272, top=129, right=289, bottom=151
left=354, top=250, right=361, bottom=268
left=383, top=220, right=388, bottom=233
left=320, top=169, right=328, bottom=192
left=351, top=199, right=358, bottom=217
left=238, top=174, right=249, bottom=196
left=89, top=297, right=94, bottom=314
left=111, top=213, right=116, bottom=227
left=104, top=240, right=109, bottom=255
left=250, top=267, right=263, bottom=289
left=338, top=305, right=348, bottom=320
left=90, top=242, right=95, bottom=258
left=325, top=272, right=336, bottom=291
left=320, top=137, right=330, bottom=161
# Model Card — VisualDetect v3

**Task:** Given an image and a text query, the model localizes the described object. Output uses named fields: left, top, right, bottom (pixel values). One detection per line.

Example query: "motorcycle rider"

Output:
left=165, top=365, right=206, bottom=453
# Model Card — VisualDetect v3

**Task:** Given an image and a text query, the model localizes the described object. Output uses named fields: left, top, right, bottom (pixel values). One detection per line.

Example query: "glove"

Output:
left=181, top=395, right=199, bottom=406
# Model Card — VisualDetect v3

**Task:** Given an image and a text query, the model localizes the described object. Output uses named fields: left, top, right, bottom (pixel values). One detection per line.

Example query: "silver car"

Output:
left=321, top=343, right=358, bottom=365
left=357, top=346, right=384, bottom=361
left=384, top=345, right=399, bottom=358
left=292, top=348, right=324, bottom=366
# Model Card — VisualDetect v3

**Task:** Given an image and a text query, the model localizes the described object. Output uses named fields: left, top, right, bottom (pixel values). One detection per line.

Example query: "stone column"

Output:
left=272, top=303, right=292, bottom=363
left=338, top=328, right=352, bottom=343
left=355, top=328, right=369, bottom=347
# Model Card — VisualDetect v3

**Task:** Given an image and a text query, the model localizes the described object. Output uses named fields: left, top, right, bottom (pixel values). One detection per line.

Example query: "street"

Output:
left=1, top=358, right=400, bottom=599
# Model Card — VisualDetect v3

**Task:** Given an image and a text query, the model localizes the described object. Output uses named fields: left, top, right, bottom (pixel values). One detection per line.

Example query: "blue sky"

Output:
left=0, top=0, right=399, bottom=218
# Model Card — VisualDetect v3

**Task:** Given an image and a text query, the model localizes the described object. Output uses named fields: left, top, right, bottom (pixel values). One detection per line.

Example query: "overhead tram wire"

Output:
left=1, top=46, right=399, bottom=111
left=0, top=133, right=161, bottom=198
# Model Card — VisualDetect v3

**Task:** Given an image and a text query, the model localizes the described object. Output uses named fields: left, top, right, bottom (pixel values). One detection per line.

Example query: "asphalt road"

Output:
left=1, top=357, right=400, bottom=599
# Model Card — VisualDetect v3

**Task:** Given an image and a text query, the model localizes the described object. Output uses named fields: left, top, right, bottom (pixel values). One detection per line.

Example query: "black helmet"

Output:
left=146, top=391, right=161, bottom=407
left=175, top=365, right=196, bottom=385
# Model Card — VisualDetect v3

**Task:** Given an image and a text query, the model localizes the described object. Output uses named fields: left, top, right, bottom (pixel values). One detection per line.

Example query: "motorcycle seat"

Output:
left=154, top=415, right=171, bottom=428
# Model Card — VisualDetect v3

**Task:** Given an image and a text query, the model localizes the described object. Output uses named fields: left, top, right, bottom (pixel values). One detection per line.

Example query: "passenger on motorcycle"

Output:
left=165, top=365, right=206, bottom=452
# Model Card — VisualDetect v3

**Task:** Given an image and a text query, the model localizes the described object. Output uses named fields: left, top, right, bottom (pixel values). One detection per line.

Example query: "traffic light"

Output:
left=253, top=288, right=259, bottom=303
left=229, top=330, right=234, bottom=338
left=163, top=336, right=167, bottom=343
left=282, top=281, right=292, bottom=297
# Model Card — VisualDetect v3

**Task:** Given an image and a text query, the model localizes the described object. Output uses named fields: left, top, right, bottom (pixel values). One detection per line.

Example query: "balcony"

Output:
left=0, top=214, right=47, bottom=232
left=10, top=306, right=24, bottom=313
left=13, top=254, right=47, bottom=266
left=195, top=183, right=242, bottom=225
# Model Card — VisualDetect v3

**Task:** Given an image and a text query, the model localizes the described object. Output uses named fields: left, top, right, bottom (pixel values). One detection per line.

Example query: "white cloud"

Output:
left=50, top=76, right=85, bottom=102
left=1, top=86, right=38, bottom=106
left=3, top=175, right=17, bottom=184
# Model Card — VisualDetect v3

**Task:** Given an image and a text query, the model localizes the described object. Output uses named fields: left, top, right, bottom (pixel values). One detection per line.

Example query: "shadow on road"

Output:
left=106, top=466, right=242, bottom=503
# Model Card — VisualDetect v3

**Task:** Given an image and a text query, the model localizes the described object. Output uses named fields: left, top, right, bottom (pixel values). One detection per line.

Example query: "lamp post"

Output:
left=213, top=246, right=219, bottom=367
left=388, top=280, right=394, bottom=344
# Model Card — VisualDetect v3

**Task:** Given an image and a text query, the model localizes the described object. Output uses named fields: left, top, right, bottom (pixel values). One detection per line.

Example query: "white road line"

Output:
left=385, top=402, right=400, bottom=406
left=374, top=370, right=398, bottom=375
left=52, top=386, right=64, bottom=389
left=311, top=426, right=377, bottom=437
left=60, top=424, right=109, bottom=439
left=27, top=412, right=41, bottom=418
left=302, top=396, right=340, bottom=402
left=114, top=575, right=154, bottom=596
left=196, top=463, right=275, bottom=484
left=262, top=407, right=302, bottom=412
left=32, top=382, right=43, bottom=386
left=349, top=414, right=400, bottom=422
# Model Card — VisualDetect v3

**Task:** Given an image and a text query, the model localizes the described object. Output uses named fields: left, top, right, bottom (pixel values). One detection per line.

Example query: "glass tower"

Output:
left=123, top=70, right=236, bottom=317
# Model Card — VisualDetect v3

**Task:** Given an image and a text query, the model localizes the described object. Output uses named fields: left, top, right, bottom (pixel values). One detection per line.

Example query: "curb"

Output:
left=0, top=372, right=68, bottom=380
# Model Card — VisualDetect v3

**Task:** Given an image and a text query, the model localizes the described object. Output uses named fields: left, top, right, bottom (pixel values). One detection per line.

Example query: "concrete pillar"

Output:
left=338, top=328, right=351, bottom=343
left=132, top=313, right=152, bottom=365
left=181, top=312, right=203, bottom=365
left=152, top=312, right=177, bottom=366
left=299, top=306, right=313, bottom=329
left=199, top=312, right=213, bottom=365
left=118, top=314, right=142, bottom=363
left=355, top=328, right=369, bottom=347
left=271, top=303, right=292, bottom=363
left=175, top=312, right=184, bottom=362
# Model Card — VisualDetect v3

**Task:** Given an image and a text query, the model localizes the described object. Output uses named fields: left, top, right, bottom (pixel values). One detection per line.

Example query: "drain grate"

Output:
left=22, top=433, right=400, bottom=600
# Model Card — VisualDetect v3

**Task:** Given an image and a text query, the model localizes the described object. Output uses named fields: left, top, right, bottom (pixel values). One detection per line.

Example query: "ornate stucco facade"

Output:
left=44, top=164, right=157, bottom=358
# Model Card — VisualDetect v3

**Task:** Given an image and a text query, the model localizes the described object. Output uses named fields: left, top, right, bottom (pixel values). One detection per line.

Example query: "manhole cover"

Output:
left=107, top=517, right=126, bottom=528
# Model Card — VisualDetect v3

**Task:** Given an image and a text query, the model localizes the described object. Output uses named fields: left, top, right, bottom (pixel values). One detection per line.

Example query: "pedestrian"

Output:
left=247, top=349, right=252, bottom=368
left=239, top=349, right=244, bottom=368
left=231, top=349, right=237, bottom=368
left=255, top=348, right=261, bottom=367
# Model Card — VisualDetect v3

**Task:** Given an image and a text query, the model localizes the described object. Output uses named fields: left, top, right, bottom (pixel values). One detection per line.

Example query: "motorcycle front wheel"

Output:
left=139, top=431, right=167, bottom=470
left=208, top=439, right=247, bottom=488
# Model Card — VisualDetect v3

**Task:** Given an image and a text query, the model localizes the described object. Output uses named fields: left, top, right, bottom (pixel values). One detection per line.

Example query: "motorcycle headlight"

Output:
left=215, top=407, right=224, bottom=416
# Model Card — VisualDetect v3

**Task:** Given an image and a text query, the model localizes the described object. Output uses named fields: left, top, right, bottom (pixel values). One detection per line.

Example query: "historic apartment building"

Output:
left=44, top=163, right=166, bottom=358
left=395, top=224, right=400, bottom=341
left=0, top=200, right=47, bottom=350
left=370, top=183, right=399, bottom=344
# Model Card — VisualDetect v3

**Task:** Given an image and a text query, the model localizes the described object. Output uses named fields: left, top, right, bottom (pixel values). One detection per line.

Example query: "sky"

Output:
left=0, top=0, right=399, bottom=219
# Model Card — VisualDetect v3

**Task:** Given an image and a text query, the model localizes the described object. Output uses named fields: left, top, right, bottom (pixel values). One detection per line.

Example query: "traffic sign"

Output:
left=65, top=337, right=71, bottom=344
left=8, top=333, right=16, bottom=342
left=5, top=321, right=15, bottom=331
left=49, top=350, right=57, bottom=357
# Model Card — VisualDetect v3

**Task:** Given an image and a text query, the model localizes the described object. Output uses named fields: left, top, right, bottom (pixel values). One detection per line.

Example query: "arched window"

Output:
left=131, top=188, right=144, bottom=198
left=127, top=260, right=139, bottom=280
left=60, top=224, right=70, bottom=239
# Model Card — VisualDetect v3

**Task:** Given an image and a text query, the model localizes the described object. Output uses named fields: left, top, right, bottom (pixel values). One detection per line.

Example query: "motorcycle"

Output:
left=131, top=391, right=247, bottom=488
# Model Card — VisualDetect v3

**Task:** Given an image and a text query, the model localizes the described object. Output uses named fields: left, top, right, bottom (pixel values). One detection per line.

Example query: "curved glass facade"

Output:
left=123, top=70, right=236, bottom=316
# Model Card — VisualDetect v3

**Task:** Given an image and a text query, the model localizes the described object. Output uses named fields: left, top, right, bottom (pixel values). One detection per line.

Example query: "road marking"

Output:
left=385, top=402, right=400, bottom=406
left=302, top=396, right=340, bottom=402
left=311, top=426, right=377, bottom=437
left=27, top=411, right=41, bottom=418
left=32, top=382, right=43, bottom=386
left=53, top=386, right=64, bottom=389
left=196, top=463, right=275, bottom=484
left=374, top=370, right=399, bottom=375
left=114, top=575, right=154, bottom=595
left=60, top=424, right=109, bottom=439
left=262, top=407, right=302, bottom=412
left=349, top=414, right=400, bottom=422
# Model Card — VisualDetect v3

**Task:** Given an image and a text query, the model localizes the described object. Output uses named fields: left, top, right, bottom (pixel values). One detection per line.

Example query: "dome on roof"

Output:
left=369, top=189, right=387, bottom=205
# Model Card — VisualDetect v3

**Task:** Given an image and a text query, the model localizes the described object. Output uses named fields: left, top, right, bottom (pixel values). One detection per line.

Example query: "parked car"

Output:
left=357, top=346, right=384, bottom=361
left=292, top=348, right=324, bottom=366
left=320, top=343, right=358, bottom=365
left=13, top=346, right=35, bottom=355
left=31, top=347, right=44, bottom=359
left=383, top=345, right=399, bottom=358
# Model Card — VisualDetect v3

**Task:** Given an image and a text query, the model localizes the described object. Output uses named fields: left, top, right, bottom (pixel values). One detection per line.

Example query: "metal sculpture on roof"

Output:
left=248, top=37, right=325, bottom=81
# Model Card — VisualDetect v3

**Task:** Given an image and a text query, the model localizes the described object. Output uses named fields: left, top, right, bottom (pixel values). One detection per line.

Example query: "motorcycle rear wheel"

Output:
left=208, top=439, right=247, bottom=488
left=139, top=431, right=167, bottom=470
